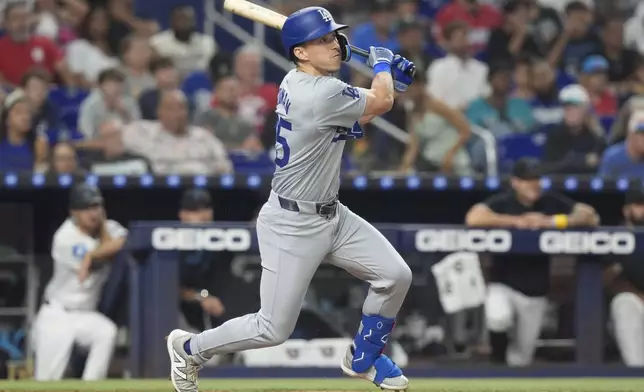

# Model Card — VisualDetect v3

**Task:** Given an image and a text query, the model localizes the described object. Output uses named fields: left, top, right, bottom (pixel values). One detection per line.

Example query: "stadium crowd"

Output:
left=0, top=0, right=643, bottom=177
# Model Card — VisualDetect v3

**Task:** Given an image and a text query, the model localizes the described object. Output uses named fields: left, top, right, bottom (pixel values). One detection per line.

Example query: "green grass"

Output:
left=0, top=378, right=643, bottom=392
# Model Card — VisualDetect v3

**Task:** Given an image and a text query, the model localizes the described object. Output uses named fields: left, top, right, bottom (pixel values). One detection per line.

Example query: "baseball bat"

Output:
left=222, top=0, right=416, bottom=78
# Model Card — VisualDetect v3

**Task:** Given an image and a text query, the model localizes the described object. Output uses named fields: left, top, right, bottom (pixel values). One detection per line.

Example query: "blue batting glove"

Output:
left=367, top=46, right=394, bottom=76
left=392, top=55, right=415, bottom=93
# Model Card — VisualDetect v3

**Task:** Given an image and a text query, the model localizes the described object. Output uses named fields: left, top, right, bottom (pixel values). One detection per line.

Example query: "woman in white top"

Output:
left=65, top=7, right=119, bottom=88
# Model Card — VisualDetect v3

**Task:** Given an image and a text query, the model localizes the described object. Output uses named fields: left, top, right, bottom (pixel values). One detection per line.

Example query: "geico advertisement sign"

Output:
left=415, top=229, right=512, bottom=252
left=152, top=228, right=252, bottom=251
left=539, top=231, right=635, bottom=255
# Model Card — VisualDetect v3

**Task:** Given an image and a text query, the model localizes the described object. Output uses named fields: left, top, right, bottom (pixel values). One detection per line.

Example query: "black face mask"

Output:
left=174, top=28, right=194, bottom=42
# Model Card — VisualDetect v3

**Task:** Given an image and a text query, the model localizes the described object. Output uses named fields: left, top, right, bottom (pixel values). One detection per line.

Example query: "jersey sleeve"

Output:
left=51, top=231, right=84, bottom=271
left=105, top=220, right=128, bottom=239
left=314, top=77, right=367, bottom=129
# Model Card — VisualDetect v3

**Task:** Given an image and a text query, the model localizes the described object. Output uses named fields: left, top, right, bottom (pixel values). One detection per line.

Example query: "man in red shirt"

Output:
left=579, top=55, right=618, bottom=118
left=211, top=45, right=278, bottom=134
left=435, top=0, right=502, bottom=53
left=0, top=2, right=74, bottom=88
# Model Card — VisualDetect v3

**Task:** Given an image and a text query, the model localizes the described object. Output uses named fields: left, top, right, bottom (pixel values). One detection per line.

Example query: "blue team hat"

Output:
left=581, top=55, right=609, bottom=73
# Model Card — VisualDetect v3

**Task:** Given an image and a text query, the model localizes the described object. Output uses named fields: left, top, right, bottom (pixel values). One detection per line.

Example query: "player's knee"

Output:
left=256, top=312, right=292, bottom=346
left=390, top=261, right=413, bottom=292
left=485, top=301, right=512, bottom=332
left=611, top=292, right=643, bottom=322
left=99, top=320, right=118, bottom=344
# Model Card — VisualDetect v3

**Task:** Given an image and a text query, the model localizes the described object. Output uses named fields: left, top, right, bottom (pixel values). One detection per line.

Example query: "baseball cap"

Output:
left=628, top=110, right=644, bottom=134
left=625, top=189, right=644, bottom=205
left=180, top=188, right=212, bottom=211
left=69, top=184, right=104, bottom=210
left=559, top=84, right=590, bottom=106
left=511, top=158, right=543, bottom=180
left=581, top=55, right=609, bottom=74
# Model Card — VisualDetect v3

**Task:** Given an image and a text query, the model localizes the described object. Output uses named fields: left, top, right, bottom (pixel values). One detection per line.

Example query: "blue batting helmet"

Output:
left=281, top=7, right=348, bottom=57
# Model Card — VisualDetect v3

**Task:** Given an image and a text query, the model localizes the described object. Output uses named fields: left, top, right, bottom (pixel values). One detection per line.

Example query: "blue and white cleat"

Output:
left=166, top=329, right=201, bottom=392
left=340, top=344, right=409, bottom=390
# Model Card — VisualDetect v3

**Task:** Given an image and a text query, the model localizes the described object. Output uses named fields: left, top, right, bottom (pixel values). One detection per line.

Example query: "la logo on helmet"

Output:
left=317, top=9, right=332, bottom=22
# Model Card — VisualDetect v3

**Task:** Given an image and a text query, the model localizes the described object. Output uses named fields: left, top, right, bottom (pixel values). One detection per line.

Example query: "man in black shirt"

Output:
left=542, top=84, right=606, bottom=174
left=466, top=158, right=599, bottom=366
left=597, top=16, right=640, bottom=88
left=606, top=189, right=644, bottom=367
left=486, top=0, right=541, bottom=65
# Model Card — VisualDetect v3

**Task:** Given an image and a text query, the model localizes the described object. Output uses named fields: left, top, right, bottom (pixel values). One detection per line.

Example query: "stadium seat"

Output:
left=182, top=71, right=213, bottom=112
left=228, top=151, right=275, bottom=174
left=497, top=131, right=548, bottom=172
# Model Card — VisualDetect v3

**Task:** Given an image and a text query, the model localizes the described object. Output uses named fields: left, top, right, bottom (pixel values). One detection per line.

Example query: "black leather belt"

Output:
left=278, top=195, right=338, bottom=219
left=43, top=300, right=76, bottom=312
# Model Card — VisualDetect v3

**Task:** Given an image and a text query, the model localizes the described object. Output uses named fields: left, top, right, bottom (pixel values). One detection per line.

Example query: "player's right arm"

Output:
left=51, top=228, right=84, bottom=272
left=362, top=71, right=395, bottom=118
left=465, top=193, right=521, bottom=227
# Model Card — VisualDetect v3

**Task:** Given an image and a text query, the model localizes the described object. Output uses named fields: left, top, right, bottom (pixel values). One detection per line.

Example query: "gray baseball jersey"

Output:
left=271, top=69, right=367, bottom=202
left=44, top=219, right=128, bottom=311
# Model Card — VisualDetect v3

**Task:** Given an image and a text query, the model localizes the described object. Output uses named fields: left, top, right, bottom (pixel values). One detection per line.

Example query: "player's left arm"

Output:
left=314, top=77, right=370, bottom=129
left=543, top=193, right=600, bottom=228
left=86, top=220, right=128, bottom=264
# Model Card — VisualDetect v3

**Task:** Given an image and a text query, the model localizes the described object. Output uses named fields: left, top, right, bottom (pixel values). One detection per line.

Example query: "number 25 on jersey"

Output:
left=274, top=115, right=292, bottom=168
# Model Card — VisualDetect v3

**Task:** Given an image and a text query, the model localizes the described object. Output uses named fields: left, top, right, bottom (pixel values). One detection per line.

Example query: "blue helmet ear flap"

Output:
left=337, top=32, right=351, bottom=62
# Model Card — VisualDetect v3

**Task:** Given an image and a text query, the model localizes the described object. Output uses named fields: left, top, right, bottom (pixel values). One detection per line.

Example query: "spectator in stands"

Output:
left=85, top=119, right=151, bottom=175
left=65, top=6, right=119, bottom=87
left=33, top=0, right=86, bottom=46
left=547, top=1, right=601, bottom=77
left=608, top=96, right=644, bottom=145
left=349, top=0, right=398, bottom=62
left=529, top=58, right=564, bottom=129
left=228, top=45, right=278, bottom=132
left=399, top=86, right=473, bottom=175
left=0, top=2, right=74, bottom=88
left=122, top=90, right=232, bottom=175
left=426, top=21, right=489, bottom=111
left=138, top=57, right=186, bottom=121
left=49, top=142, right=82, bottom=175
left=193, top=76, right=263, bottom=153
left=599, top=111, right=644, bottom=178
left=466, top=158, right=599, bottom=367
left=397, top=18, right=434, bottom=78
left=606, top=189, right=644, bottom=367
left=578, top=55, right=618, bottom=118
left=150, top=5, right=216, bottom=78
left=598, top=15, right=640, bottom=91
left=435, top=0, right=502, bottom=53
left=0, top=93, right=48, bottom=172
left=102, top=0, right=160, bottom=55
left=524, top=0, right=562, bottom=55
left=512, top=55, right=534, bottom=100
left=486, top=0, right=542, bottom=65
left=119, top=35, right=155, bottom=99
left=78, top=68, right=140, bottom=142
left=20, top=68, right=61, bottom=136
left=542, top=84, right=605, bottom=173
left=466, top=62, right=535, bottom=171
left=624, top=2, right=644, bottom=55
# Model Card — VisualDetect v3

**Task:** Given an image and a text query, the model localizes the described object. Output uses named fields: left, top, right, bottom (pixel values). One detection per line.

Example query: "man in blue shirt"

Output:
left=350, top=0, right=400, bottom=63
left=599, top=111, right=644, bottom=178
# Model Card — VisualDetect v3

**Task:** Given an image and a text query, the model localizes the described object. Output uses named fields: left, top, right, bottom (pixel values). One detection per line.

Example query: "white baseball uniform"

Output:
left=188, top=70, right=412, bottom=361
left=32, top=218, right=127, bottom=380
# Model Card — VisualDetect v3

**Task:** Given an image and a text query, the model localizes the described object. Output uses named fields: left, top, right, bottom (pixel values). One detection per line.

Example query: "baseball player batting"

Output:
left=166, top=7, right=415, bottom=391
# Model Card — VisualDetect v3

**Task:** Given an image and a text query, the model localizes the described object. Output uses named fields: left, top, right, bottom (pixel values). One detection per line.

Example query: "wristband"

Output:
left=553, top=214, right=568, bottom=229
left=373, top=62, right=391, bottom=75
